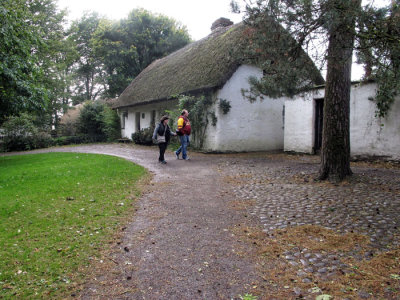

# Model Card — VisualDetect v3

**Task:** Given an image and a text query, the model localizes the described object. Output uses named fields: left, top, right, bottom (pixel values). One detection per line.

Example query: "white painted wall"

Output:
left=120, top=107, right=135, bottom=139
left=203, top=65, right=285, bottom=152
left=119, top=100, right=179, bottom=139
left=284, top=82, right=400, bottom=160
left=350, top=83, right=400, bottom=159
left=284, top=89, right=324, bottom=153
left=119, top=65, right=285, bottom=152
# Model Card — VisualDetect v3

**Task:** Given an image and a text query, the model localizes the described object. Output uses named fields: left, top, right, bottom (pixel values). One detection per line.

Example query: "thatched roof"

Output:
left=113, top=23, right=248, bottom=109
left=104, top=98, right=118, bottom=107
left=113, top=21, right=323, bottom=109
left=59, top=104, right=84, bottom=125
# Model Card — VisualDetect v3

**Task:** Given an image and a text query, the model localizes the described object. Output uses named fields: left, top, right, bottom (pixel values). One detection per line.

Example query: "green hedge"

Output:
left=1, top=114, right=53, bottom=152
left=52, top=135, right=106, bottom=146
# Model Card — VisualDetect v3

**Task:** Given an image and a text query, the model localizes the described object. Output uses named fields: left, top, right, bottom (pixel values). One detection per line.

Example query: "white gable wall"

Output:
left=284, top=82, right=400, bottom=160
left=203, top=65, right=285, bottom=152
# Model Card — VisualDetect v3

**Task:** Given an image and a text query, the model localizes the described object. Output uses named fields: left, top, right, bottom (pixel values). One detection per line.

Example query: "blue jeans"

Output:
left=176, top=135, right=189, bottom=159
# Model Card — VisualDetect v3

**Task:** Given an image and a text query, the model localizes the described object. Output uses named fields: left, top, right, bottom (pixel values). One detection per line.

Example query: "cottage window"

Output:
left=142, top=113, right=145, bottom=119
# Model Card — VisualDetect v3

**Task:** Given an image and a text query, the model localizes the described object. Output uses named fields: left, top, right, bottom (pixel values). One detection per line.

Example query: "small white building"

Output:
left=284, top=82, right=400, bottom=160
left=112, top=18, right=322, bottom=152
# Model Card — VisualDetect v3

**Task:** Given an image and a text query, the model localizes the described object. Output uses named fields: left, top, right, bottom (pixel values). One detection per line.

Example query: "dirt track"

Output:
left=14, top=144, right=268, bottom=299
left=5, top=143, right=400, bottom=299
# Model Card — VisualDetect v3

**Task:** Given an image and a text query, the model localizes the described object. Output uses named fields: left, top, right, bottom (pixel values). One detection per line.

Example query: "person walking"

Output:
left=175, top=109, right=191, bottom=160
left=153, top=116, right=175, bottom=164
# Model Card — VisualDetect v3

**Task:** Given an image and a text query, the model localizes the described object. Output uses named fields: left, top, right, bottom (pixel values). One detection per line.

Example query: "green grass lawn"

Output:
left=0, top=152, right=146, bottom=298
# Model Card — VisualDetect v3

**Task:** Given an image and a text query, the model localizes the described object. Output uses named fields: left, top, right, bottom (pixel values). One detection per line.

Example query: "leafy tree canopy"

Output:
left=0, top=3, right=190, bottom=127
left=0, top=0, right=48, bottom=124
left=67, top=12, right=105, bottom=104
left=92, top=9, right=191, bottom=99
left=357, top=1, right=400, bottom=117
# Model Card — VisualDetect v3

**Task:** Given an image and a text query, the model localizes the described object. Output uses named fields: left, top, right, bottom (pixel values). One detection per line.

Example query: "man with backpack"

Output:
left=175, top=109, right=191, bottom=160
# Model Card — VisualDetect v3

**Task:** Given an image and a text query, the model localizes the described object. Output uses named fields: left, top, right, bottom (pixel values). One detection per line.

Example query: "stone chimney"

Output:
left=211, top=17, right=233, bottom=31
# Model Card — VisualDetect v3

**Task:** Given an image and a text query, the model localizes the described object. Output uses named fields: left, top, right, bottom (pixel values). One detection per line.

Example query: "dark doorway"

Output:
left=135, top=112, right=141, bottom=132
left=151, top=110, right=156, bottom=127
left=314, top=98, right=324, bottom=152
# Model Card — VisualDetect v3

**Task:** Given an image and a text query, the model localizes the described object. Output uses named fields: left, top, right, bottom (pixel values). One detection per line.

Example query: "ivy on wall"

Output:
left=164, top=94, right=232, bottom=149
left=219, top=98, right=231, bottom=115
left=178, top=94, right=214, bottom=149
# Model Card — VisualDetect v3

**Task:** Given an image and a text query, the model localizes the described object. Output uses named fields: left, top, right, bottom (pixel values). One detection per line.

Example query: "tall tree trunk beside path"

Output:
left=319, top=0, right=361, bottom=181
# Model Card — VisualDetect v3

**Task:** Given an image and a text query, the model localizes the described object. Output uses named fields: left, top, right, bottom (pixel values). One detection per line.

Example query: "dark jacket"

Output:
left=152, top=122, right=173, bottom=144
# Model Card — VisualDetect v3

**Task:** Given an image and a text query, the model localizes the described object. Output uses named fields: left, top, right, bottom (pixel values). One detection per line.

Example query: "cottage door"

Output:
left=314, top=98, right=324, bottom=153
left=135, top=112, right=141, bottom=132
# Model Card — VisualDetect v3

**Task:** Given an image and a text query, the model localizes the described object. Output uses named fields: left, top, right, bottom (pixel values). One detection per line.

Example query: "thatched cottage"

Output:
left=59, top=103, right=84, bottom=136
left=112, top=18, right=322, bottom=152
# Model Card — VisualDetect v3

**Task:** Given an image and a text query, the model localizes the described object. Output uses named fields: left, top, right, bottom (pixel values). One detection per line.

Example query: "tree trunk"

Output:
left=86, top=73, right=90, bottom=101
left=319, top=0, right=361, bottom=181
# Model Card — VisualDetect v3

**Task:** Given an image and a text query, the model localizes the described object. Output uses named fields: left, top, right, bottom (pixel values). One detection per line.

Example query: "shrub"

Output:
left=102, top=105, right=121, bottom=142
left=1, top=113, right=53, bottom=152
left=75, top=101, right=121, bottom=142
left=53, top=136, right=69, bottom=146
left=31, top=132, right=54, bottom=149
left=77, top=101, right=106, bottom=138
left=132, top=128, right=154, bottom=145
left=53, top=135, right=83, bottom=146
left=53, top=135, right=105, bottom=146
left=58, top=120, right=79, bottom=137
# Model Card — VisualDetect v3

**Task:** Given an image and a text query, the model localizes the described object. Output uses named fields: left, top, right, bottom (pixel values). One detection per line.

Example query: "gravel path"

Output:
left=3, top=144, right=400, bottom=299
left=8, top=144, right=267, bottom=299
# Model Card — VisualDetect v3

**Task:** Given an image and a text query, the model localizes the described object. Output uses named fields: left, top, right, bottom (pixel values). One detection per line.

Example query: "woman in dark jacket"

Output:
left=152, top=115, right=176, bottom=164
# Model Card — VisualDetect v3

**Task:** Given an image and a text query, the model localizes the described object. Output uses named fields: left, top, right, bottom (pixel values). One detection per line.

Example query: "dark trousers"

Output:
left=158, top=143, right=167, bottom=162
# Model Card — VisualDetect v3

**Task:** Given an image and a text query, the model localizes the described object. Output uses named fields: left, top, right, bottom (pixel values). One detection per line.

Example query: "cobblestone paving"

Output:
left=218, top=154, right=400, bottom=287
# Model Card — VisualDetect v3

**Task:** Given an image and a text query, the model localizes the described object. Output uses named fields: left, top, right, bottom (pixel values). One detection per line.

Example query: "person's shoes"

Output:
left=161, top=160, right=167, bottom=164
left=183, top=157, right=190, bottom=160
left=175, top=152, right=179, bottom=159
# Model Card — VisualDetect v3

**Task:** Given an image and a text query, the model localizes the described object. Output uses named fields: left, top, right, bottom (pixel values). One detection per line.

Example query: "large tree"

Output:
left=319, top=0, right=361, bottom=180
left=28, top=0, right=76, bottom=129
left=0, top=0, right=72, bottom=129
left=0, top=0, right=47, bottom=124
left=92, top=9, right=191, bottom=98
left=232, top=0, right=399, bottom=181
left=68, top=9, right=190, bottom=102
left=68, top=12, right=105, bottom=104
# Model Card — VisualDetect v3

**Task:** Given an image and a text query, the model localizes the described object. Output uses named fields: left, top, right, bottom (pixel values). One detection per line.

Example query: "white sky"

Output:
left=57, top=0, right=244, bottom=41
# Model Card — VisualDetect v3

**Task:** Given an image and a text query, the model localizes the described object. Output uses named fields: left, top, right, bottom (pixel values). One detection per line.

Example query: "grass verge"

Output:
left=0, top=152, right=147, bottom=298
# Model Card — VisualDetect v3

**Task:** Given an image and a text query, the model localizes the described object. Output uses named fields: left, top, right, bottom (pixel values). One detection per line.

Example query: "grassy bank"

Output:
left=0, top=152, right=146, bottom=298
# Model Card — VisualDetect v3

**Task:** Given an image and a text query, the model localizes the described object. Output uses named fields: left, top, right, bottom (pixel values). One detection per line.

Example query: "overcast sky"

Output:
left=57, top=0, right=244, bottom=41
left=57, top=0, right=391, bottom=80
